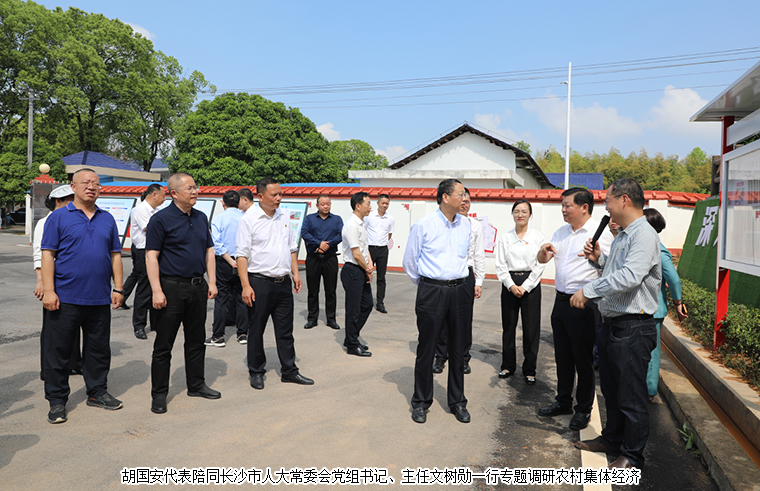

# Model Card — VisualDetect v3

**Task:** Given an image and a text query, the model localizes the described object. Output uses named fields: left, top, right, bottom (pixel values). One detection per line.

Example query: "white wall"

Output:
left=402, top=133, right=517, bottom=172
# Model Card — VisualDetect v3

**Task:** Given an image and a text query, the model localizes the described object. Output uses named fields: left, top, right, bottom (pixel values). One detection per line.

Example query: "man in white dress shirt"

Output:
left=364, top=194, right=394, bottom=313
left=236, top=178, right=314, bottom=390
left=403, top=179, right=472, bottom=424
left=433, top=188, right=484, bottom=375
left=122, top=183, right=164, bottom=339
left=341, top=192, right=374, bottom=357
left=536, top=187, right=602, bottom=431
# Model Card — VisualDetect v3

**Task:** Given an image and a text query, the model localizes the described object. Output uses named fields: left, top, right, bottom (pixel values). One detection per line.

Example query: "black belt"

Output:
left=369, top=245, right=387, bottom=248
left=556, top=291, right=573, bottom=300
left=510, top=270, right=530, bottom=276
left=602, top=313, right=653, bottom=324
left=307, top=252, right=335, bottom=258
left=216, top=255, right=235, bottom=260
left=250, top=272, right=289, bottom=283
left=343, top=261, right=364, bottom=269
left=161, top=274, right=205, bottom=286
left=421, top=276, right=467, bottom=287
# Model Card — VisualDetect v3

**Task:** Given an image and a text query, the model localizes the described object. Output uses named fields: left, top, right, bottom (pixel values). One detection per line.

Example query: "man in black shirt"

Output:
left=145, top=173, right=220, bottom=414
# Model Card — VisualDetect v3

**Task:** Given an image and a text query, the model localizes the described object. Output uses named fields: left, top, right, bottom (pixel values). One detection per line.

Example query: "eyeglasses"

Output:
left=76, top=181, right=101, bottom=189
left=604, top=194, right=623, bottom=205
left=175, top=185, right=200, bottom=193
left=448, top=192, right=467, bottom=199
left=512, top=210, right=530, bottom=216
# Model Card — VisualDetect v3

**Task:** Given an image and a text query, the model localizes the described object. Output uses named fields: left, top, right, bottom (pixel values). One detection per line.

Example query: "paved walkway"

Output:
left=0, top=233, right=720, bottom=490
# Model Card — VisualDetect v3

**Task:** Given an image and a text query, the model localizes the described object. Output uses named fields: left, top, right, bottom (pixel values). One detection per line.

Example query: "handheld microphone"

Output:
left=591, top=215, right=611, bottom=246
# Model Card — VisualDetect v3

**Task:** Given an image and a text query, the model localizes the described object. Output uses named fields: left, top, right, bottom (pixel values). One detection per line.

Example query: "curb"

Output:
left=660, top=317, right=760, bottom=491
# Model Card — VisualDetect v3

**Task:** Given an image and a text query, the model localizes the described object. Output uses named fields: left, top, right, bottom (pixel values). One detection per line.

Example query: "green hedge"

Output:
left=672, top=279, right=760, bottom=392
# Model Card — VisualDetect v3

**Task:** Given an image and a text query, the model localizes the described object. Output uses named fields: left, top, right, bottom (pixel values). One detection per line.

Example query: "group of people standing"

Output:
left=34, top=172, right=685, bottom=470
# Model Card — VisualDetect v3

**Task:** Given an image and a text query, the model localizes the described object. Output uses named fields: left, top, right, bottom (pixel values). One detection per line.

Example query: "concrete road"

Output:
left=0, top=232, right=717, bottom=490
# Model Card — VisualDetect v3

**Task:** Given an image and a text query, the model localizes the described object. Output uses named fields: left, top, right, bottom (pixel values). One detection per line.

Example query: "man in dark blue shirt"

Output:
left=41, top=168, right=124, bottom=424
left=146, top=172, right=220, bottom=414
left=300, top=194, right=343, bottom=330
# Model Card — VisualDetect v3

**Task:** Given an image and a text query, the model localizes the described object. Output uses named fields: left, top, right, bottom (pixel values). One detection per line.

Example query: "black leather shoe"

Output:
left=569, top=411, right=591, bottom=430
left=304, top=321, right=318, bottom=329
left=187, top=384, right=221, bottom=399
left=432, top=359, right=445, bottom=374
left=250, top=374, right=264, bottom=390
left=411, top=407, right=427, bottom=423
left=452, top=405, right=471, bottom=423
left=282, top=373, right=314, bottom=385
left=574, top=436, right=619, bottom=456
left=538, top=401, right=573, bottom=416
left=376, top=304, right=387, bottom=314
left=360, top=343, right=369, bottom=350
left=151, top=395, right=167, bottom=414
left=347, top=346, right=372, bottom=357
left=327, top=321, right=340, bottom=330
left=463, top=362, right=471, bottom=374
left=134, top=329, right=147, bottom=340
left=119, top=303, right=131, bottom=310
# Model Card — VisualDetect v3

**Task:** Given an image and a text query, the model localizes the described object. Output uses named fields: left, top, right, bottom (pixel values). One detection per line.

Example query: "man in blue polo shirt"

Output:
left=146, top=172, right=220, bottom=414
left=41, top=168, right=125, bottom=424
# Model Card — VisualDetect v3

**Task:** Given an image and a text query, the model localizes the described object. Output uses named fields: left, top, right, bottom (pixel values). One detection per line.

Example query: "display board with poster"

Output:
left=720, top=139, right=760, bottom=277
left=96, top=197, right=137, bottom=245
left=470, top=214, right=497, bottom=258
left=279, top=201, right=309, bottom=254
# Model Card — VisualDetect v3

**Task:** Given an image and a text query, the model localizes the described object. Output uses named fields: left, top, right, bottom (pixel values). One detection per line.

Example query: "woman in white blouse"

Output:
left=495, top=199, right=546, bottom=384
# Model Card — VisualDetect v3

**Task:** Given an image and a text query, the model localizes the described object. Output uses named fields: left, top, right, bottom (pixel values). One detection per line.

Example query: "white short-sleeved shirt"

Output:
left=129, top=199, right=158, bottom=249
left=549, top=217, right=601, bottom=293
left=235, top=205, right=297, bottom=277
left=364, top=210, right=394, bottom=246
left=342, top=213, right=370, bottom=266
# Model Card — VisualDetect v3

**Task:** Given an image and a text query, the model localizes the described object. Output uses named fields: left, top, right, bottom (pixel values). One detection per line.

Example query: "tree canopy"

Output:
left=534, top=145, right=713, bottom=193
left=330, top=139, right=388, bottom=181
left=171, top=93, right=340, bottom=185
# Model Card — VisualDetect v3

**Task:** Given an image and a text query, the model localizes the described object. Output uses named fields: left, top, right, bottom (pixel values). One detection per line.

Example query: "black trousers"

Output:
left=434, top=268, right=475, bottom=363
left=500, top=272, right=542, bottom=376
left=246, top=275, right=298, bottom=378
left=212, top=257, right=248, bottom=339
left=599, top=315, right=657, bottom=468
left=126, top=247, right=155, bottom=332
left=305, top=253, right=338, bottom=324
left=40, top=307, right=81, bottom=380
left=44, top=303, right=111, bottom=405
left=369, top=245, right=389, bottom=306
left=412, top=278, right=469, bottom=410
left=151, top=277, right=208, bottom=397
left=341, top=262, right=373, bottom=349
left=550, top=294, right=598, bottom=413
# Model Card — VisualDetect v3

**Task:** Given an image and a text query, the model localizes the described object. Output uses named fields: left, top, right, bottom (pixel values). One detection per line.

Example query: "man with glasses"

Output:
left=572, top=178, right=661, bottom=469
left=121, top=183, right=165, bottom=339
left=41, top=168, right=125, bottom=424
left=403, top=179, right=472, bottom=424
left=146, top=173, right=220, bottom=414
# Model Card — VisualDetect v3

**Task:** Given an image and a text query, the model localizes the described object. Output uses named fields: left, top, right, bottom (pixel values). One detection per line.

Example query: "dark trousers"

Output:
left=151, top=277, right=208, bottom=397
left=434, top=268, right=475, bottom=363
left=126, top=247, right=155, bottom=332
left=369, top=245, right=389, bottom=306
left=550, top=294, right=597, bottom=413
left=212, top=257, right=248, bottom=339
left=44, top=303, right=111, bottom=405
left=40, top=307, right=81, bottom=380
left=500, top=272, right=542, bottom=376
left=412, top=278, right=469, bottom=410
left=305, top=253, right=338, bottom=324
left=246, top=275, right=298, bottom=377
left=599, top=316, right=657, bottom=468
left=341, top=262, right=373, bottom=349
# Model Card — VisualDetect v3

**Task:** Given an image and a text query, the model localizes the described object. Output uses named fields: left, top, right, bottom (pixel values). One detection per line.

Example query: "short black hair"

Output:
left=316, top=194, right=330, bottom=204
left=141, top=183, right=163, bottom=201
left=44, top=195, right=56, bottom=211
left=561, top=187, right=594, bottom=215
left=256, top=178, right=279, bottom=195
left=512, top=199, right=533, bottom=215
left=350, top=191, right=369, bottom=211
left=644, top=208, right=666, bottom=233
left=238, top=188, right=254, bottom=202
left=222, top=190, right=240, bottom=208
left=437, top=179, right=462, bottom=204
left=378, top=193, right=390, bottom=201
left=610, top=178, right=645, bottom=209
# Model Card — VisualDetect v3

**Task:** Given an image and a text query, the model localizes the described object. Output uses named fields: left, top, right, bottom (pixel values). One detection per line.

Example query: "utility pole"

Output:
left=561, top=63, right=571, bottom=190
left=18, top=88, right=40, bottom=169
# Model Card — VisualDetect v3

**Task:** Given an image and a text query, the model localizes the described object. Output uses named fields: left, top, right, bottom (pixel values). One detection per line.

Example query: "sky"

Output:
left=41, top=0, right=760, bottom=163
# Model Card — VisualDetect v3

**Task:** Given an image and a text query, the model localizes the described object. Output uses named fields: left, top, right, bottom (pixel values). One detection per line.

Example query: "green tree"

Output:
left=515, top=140, right=531, bottom=154
left=0, top=138, right=65, bottom=206
left=330, top=139, right=388, bottom=181
left=171, top=93, right=339, bottom=185
left=679, top=147, right=711, bottom=194
left=113, top=52, right=215, bottom=171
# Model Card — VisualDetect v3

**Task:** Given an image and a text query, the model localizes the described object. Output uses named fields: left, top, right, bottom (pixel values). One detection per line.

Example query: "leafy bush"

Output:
left=671, top=279, right=760, bottom=392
